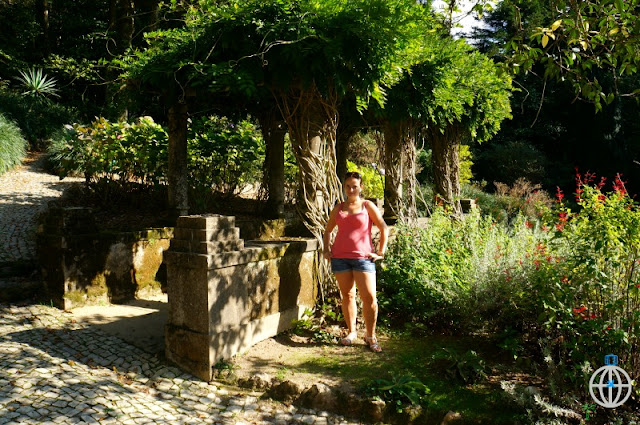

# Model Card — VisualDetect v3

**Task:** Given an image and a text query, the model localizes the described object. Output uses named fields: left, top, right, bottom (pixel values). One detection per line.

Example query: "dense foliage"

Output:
left=48, top=115, right=266, bottom=196
left=381, top=174, right=640, bottom=411
left=0, top=114, right=27, bottom=175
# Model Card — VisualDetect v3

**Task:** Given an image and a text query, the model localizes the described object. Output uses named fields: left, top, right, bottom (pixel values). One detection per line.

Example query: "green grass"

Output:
left=293, top=332, right=527, bottom=424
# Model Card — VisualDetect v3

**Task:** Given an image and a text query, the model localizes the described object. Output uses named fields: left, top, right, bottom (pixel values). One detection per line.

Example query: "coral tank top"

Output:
left=331, top=201, right=373, bottom=259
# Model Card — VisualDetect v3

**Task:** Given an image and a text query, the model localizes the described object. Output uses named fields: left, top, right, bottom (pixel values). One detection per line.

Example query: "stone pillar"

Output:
left=164, top=214, right=318, bottom=381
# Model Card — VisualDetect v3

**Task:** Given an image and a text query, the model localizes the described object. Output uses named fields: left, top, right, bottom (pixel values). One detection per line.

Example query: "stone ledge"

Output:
left=164, top=239, right=319, bottom=270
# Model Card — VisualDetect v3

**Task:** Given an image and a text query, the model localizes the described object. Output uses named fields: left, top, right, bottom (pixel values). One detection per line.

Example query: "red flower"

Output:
left=542, top=225, right=550, bottom=232
left=556, top=187, right=564, bottom=202
left=560, top=276, right=569, bottom=284
left=597, top=177, right=607, bottom=189
left=445, top=248, right=453, bottom=255
left=573, top=306, right=587, bottom=314
left=613, top=173, right=627, bottom=196
left=558, top=212, right=568, bottom=222
left=525, top=220, right=534, bottom=229
left=556, top=223, right=565, bottom=231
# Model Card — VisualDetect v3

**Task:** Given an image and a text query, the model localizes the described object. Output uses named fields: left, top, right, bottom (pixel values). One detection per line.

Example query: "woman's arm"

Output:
left=365, top=201, right=389, bottom=259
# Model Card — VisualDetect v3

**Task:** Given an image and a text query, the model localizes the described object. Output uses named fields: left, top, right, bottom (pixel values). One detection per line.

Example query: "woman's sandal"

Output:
left=340, top=332, right=358, bottom=346
left=365, top=336, right=382, bottom=353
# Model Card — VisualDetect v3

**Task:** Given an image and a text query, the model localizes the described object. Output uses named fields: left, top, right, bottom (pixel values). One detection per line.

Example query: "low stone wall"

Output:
left=36, top=207, right=172, bottom=309
left=164, top=214, right=318, bottom=381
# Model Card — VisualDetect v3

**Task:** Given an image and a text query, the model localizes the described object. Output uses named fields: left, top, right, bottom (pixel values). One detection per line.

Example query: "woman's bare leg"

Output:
left=336, top=271, right=357, bottom=335
left=353, top=271, right=378, bottom=338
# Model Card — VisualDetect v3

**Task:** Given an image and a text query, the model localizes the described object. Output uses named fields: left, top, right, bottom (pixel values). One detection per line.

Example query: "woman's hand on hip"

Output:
left=368, top=252, right=384, bottom=262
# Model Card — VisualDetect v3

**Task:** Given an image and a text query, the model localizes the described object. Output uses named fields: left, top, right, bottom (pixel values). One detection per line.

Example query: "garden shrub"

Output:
left=461, top=178, right=553, bottom=222
left=533, top=173, right=640, bottom=381
left=0, top=89, right=76, bottom=147
left=188, top=115, right=264, bottom=196
left=474, top=140, right=547, bottom=187
left=48, top=116, right=168, bottom=188
left=48, top=115, right=266, bottom=201
left=383, top=172, right=640, bottom=406
left=378, top=208, right=546, bottom=332
left=0, top=114, right=27, bottom=175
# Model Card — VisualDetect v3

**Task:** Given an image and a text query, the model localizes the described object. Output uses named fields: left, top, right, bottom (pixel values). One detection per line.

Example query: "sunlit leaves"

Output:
left=120, top=0, right=433, bottom=107
left=509, top=0, right=640, bottom=111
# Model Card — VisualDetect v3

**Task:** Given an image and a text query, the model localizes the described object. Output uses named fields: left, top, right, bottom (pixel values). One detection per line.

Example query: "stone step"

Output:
left=170, top=239, right=245, bottom=254
left=173, top=227, right=241, bottom=242
left=176, top=215, right=236, bottom=230
left=0, top=276, right=42, bottom=303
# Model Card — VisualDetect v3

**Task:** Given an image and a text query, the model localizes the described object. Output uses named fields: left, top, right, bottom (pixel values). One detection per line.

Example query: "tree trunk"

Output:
left=335, top=132, right=349, bottom=189
left=109, top=0, right=134, bottom=55
left=403, top=128, right=417, bottom=220
left=133, top=0, right=160, bottom=46
left=35, top=0, right=50, bottom=57
left=168, top=101, right=189, bottom=218
left=335, top=116, right=358, bottom=189
left=258, top=111, right=287, bottom=219
left=428, top=124, right=462, bottom=217
left=383, top=120, right=403, bottom=221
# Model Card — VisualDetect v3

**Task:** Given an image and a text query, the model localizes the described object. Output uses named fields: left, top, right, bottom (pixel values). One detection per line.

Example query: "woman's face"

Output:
left=344, top=177, right=363, bottom=199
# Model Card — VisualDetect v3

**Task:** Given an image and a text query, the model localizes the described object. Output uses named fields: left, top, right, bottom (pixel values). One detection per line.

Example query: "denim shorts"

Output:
left=331, top=258, right=376, bottom=274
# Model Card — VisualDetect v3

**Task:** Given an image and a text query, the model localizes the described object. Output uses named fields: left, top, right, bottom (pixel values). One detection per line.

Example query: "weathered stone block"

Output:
left=176, top=214, right=236, bottom=230
left=173, top=227, right=240, bottom=242
left=165, top=214, right=319, bottom=381
left=36, top=207, right=173, bottom=309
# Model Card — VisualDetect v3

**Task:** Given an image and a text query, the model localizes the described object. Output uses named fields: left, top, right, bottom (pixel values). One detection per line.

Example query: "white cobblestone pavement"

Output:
left=0, top=154, right=83, bottom=263
left=0, top=303, right=361, bottom=424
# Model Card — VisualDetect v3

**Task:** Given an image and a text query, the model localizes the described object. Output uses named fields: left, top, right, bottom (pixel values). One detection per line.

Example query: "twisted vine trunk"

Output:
left=275, top=84, right=341, bottom=302
left=383, top=120, right=417, bottom=221
left=427, top=123, right=462, bottom=217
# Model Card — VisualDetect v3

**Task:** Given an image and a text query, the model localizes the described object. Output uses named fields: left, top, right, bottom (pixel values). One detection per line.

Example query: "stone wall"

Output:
left=164, top=214, right=318, bottom=381
left=36, top=207, right=172, bottom=309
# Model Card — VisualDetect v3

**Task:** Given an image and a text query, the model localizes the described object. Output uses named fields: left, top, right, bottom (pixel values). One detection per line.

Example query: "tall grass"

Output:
left=0, top=114, right=27, bottom=175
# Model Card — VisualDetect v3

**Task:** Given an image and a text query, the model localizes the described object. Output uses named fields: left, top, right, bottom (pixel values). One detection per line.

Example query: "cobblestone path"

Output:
left=0, top=154, right=82, bottom=263
left=0, top=304, right=360, bottom=425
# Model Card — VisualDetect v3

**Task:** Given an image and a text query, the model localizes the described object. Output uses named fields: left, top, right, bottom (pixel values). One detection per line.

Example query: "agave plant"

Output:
left=15, top=67, right=60, bottom=98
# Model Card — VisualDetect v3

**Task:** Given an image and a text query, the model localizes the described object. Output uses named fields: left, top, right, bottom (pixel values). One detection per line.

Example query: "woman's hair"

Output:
left=344, top=171, right=362, bottom=182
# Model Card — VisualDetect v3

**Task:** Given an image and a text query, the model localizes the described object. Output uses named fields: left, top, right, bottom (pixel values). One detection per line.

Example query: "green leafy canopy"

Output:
left=119, top=0, right=433, bottom=106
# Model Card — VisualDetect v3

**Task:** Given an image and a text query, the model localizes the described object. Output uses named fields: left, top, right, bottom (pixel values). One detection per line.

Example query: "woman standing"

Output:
left=322, top=171, right=389, bottom=352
